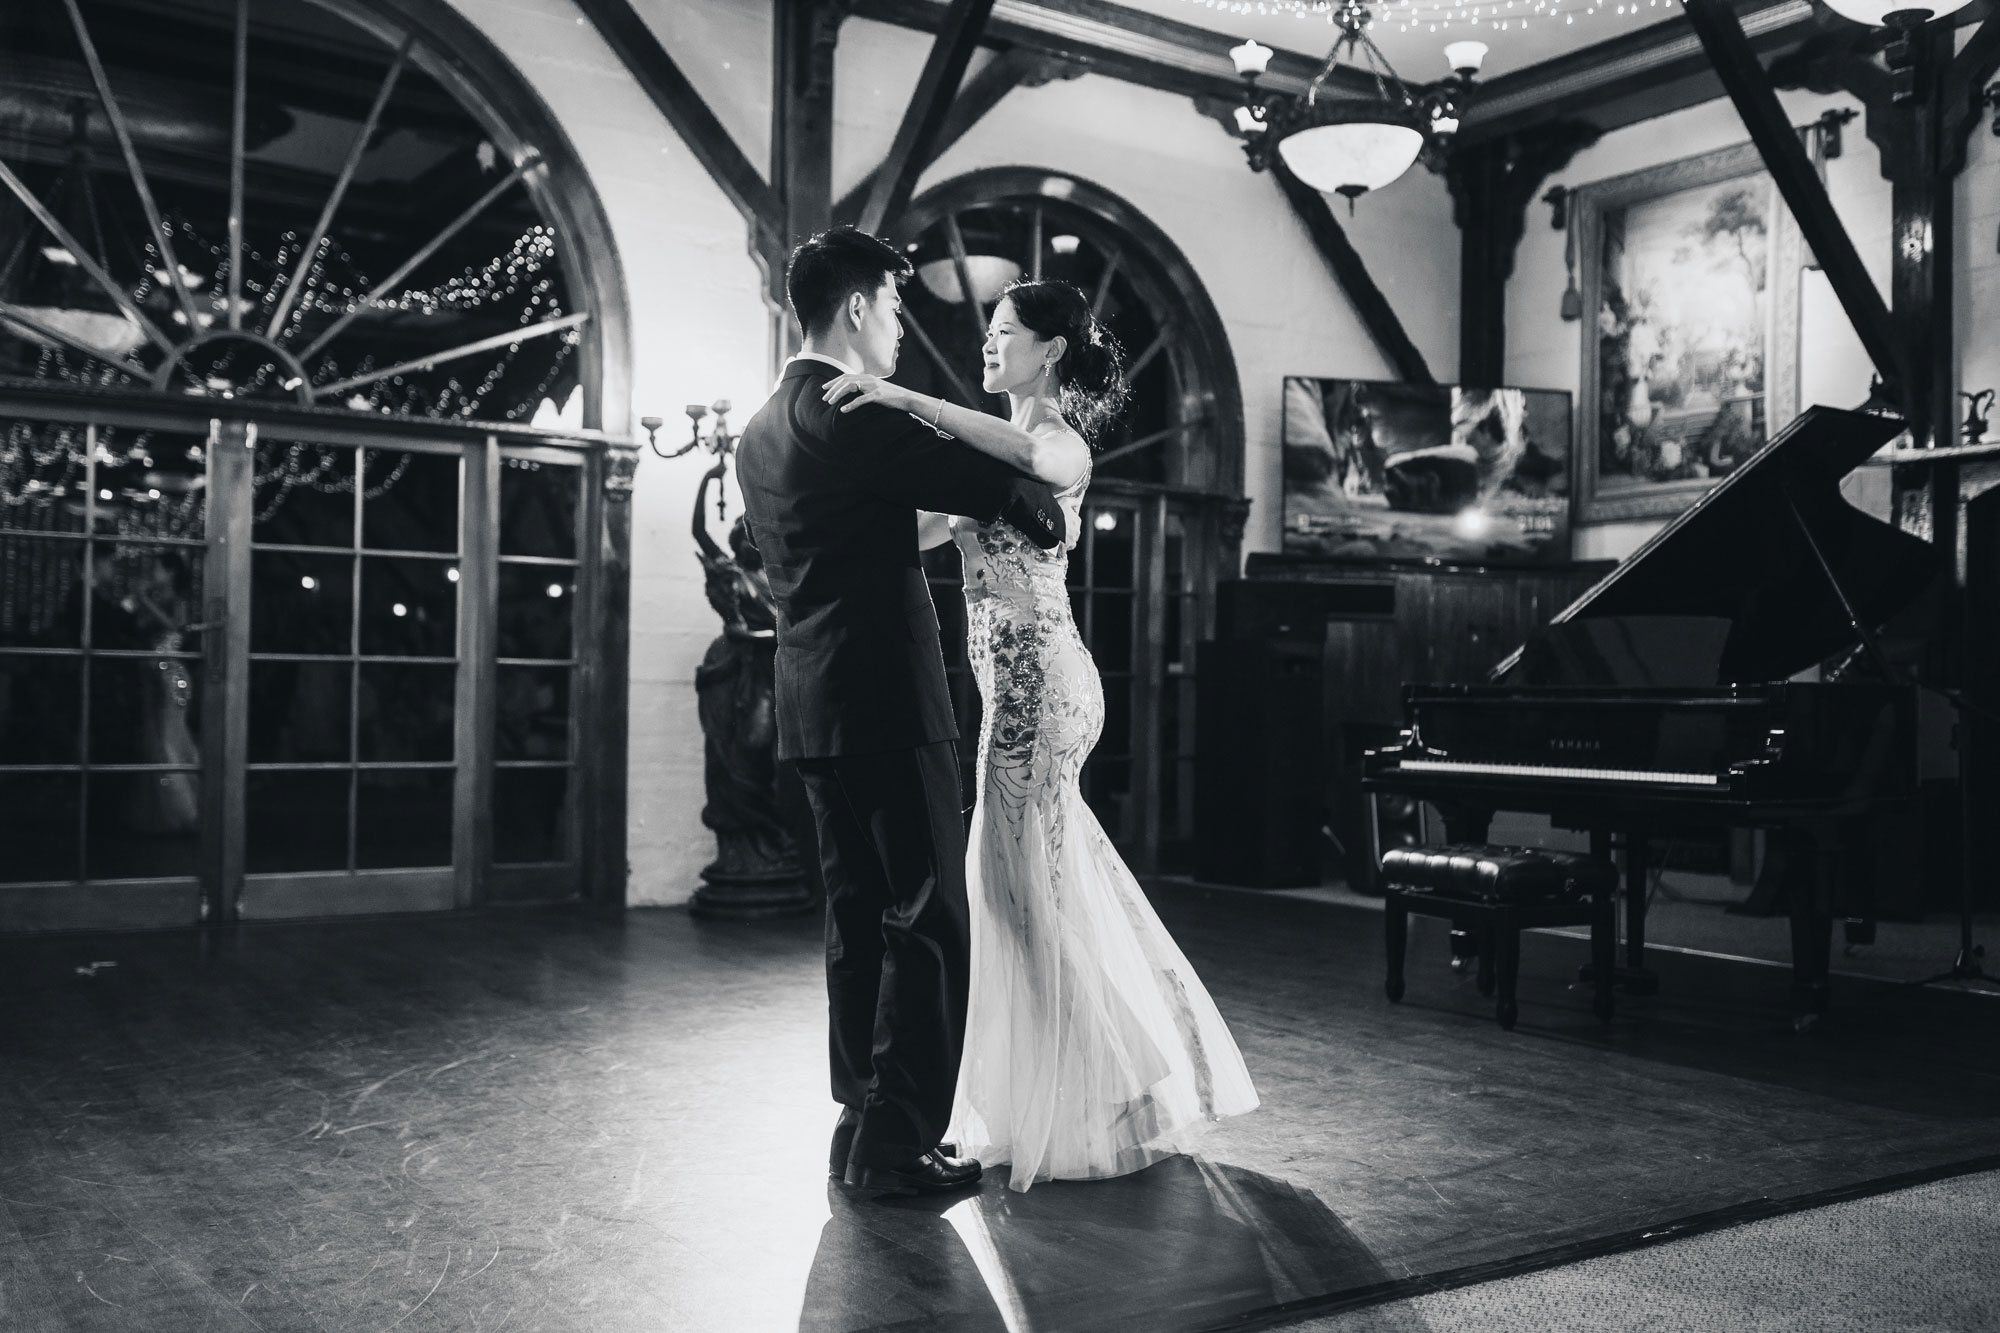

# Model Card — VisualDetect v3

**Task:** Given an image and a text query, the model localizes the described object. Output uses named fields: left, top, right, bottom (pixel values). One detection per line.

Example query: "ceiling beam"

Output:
left=849, top=0, right=1366, bottom=103
left=1458, top=0, right=1825, bottom=143
left=856, top=0, right=1993, bottom=156
left=836, top=50, right=1080, bottom=225
left=1269, top=158, right=1435, bottom=387
left=859, top=0, right=1000, bottom=234
left=1681, top=0, right=1902, bottom=400
left=571, top=0, right=781, bottom=264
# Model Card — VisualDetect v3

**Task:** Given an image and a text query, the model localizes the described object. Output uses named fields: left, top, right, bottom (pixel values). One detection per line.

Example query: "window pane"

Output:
left=363, top=450, right=459, bottom=553
left=93, top=428, right=207, bottom=541
left=246, top=771, right=350, bottom=873
left=1101, top=681, right=1132, bottom=758
left=499, top=457, right=578, bottom=558
left=89, top=657, right=202, bottom=765
left=360, top=556, right=457, bottom=657
left=86, top=772, right=201, bottom=880
left=497, top=563, right=574, bottom=659
left=495, top=767, right=571, bottom=863
left=254, top=442, right=355, bottom=547
left=252, top=551, right=353, bottom=655
left=356, top=769, right=453, bottom=869
left=0, top=655, right=82, bottom=764
left=86, top=545, right=204, bottom=652
left=0, top=772, right=80, bottom=882
left=249, top=661, right=352, bottom=764
left=497, top=666, right=569, bottom=761
left=359, top=663, right=455, bottom=762
left=1090, top=593, right=1133, bottom=672
left=1, top=420, right=88, bottom=533
left=0, top=537, right=84, bottom=648
left=1090, top=509, right=1135, bottom=587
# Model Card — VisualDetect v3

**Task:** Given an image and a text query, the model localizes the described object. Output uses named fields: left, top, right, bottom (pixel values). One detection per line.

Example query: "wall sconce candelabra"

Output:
left=642, top=399, right=738, bottom=525
left=1964, top=389, right=1995, bottom=446
left=1228, top=10, right=1485, bottom=211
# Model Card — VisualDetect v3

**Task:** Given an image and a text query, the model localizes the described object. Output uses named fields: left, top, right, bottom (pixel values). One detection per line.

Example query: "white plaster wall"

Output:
left=1506, top=89, right=1890, bottom=562
left=444, top=0, right=773, bottom=906
left=836, top=18, right=1464, bottom=556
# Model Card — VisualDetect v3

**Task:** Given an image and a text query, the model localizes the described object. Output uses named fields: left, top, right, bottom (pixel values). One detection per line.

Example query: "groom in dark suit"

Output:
left=737, top=227, right=1061, bottom=1197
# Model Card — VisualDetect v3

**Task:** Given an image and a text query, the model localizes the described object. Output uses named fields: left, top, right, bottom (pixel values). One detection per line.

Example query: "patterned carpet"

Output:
left=1282, top=1168, right=2000, bottom=1333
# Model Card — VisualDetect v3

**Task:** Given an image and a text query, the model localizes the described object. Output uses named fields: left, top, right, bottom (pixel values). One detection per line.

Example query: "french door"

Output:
left=0, top=393, right=601, bottom=932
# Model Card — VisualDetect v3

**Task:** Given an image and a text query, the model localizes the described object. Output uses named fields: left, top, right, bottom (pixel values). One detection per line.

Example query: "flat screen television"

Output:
left=1281, top=377, right=1574, bottom=568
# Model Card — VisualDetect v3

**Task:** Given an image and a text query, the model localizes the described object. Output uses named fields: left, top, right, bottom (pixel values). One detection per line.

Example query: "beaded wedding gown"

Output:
left=944, top=429, right=1259, bottom=1193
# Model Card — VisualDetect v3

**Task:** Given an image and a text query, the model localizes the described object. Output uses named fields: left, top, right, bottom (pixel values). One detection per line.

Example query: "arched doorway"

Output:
left=0, top=0, right=632, bottom=931
left=888, top=169, right=1249, bottom=871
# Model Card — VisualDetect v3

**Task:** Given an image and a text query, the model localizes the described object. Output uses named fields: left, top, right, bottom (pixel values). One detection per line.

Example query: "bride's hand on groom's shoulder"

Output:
left=822, top=373, right=919, bottom=416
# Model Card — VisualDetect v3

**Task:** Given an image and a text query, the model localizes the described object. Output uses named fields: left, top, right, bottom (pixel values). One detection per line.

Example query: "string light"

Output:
left=1191, top=0, right=1656, bottom=34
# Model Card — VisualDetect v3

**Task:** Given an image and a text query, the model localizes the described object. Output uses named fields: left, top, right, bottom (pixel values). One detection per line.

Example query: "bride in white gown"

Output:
left=823, top=279, right=1258, bottom=1192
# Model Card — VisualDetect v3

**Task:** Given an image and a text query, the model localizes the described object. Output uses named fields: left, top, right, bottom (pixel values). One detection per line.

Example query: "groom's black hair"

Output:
left=786, top=226, right=912, bottom=339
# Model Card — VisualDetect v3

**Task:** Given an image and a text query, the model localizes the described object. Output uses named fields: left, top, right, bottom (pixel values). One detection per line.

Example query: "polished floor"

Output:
left=1, top=885, right=1998, bottom=1331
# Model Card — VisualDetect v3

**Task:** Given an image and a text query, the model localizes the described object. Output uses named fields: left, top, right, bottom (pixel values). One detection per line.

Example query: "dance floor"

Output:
left=1, top=884, right=1998, bottom=1331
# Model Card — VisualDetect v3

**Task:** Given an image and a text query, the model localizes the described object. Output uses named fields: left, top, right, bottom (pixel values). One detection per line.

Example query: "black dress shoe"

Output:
left=831, top=1109, right=958, bottom=1179
left=843, top=1149, right=982, bottom=1197
left=829, top=1107, right=859, bottom=1179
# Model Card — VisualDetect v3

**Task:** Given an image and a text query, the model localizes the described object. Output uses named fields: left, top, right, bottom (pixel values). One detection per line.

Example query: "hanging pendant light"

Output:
left=1818, top=0, right=1972, bottom=23
left=1232, top=4, right=1478, bottom=211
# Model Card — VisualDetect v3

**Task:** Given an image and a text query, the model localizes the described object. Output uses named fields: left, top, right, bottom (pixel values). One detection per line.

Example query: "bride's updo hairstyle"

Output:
left=1001, top=279, right=1130, bottom=446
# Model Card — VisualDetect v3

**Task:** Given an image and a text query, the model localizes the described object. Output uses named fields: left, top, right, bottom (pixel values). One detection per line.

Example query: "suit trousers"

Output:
left=795, top=740, right=971, bottom=1168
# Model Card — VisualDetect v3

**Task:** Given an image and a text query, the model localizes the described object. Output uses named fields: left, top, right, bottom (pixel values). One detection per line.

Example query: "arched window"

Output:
left=890, top=170, right=1248, bottom=871
left=0, top=0, right=632, bottom=931
left=0, top=0, right=625, bottom=427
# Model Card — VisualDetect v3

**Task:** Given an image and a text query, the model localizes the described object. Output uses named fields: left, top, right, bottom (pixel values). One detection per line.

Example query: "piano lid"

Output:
left=1496, top=406, right=1941, bottom=686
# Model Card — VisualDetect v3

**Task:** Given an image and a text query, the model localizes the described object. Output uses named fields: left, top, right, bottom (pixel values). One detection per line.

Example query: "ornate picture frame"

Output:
left=1573, top=142, right=1802, bottom=523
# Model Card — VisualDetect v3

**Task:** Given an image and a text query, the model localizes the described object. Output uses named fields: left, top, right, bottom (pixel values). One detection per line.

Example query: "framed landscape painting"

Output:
left=1573, top=142, right=1801, bottom=522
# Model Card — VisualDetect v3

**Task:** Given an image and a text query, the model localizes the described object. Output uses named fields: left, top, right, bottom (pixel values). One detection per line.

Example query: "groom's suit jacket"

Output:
left=737, top=359, right=1063, bottom=761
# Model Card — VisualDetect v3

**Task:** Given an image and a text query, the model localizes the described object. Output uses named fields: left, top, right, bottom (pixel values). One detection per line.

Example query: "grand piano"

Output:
left=1363, top=405, right=1942, bottom=1013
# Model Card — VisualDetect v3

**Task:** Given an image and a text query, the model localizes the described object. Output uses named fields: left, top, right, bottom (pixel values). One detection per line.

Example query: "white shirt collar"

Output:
left=790, top=350, right=857, bottom=376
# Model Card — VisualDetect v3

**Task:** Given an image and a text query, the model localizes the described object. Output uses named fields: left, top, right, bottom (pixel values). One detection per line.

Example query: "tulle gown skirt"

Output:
left=947, top=603, right=1259, bottom=1193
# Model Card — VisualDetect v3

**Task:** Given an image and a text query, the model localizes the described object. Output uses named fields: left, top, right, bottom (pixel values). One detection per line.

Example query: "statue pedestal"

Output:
left=689, top=864, right=815, bottom=919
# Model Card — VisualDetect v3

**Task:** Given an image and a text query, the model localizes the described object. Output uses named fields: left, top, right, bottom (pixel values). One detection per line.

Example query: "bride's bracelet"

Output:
left=928, top=396, right=950, bottom=438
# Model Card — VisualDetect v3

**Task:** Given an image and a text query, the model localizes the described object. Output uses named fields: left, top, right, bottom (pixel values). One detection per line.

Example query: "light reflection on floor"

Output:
left=794, top=1154, right=1388, bottom=1332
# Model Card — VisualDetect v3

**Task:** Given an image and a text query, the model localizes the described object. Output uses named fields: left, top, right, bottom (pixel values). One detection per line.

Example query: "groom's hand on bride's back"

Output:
left=1000, top=476, right=1063, bottom=551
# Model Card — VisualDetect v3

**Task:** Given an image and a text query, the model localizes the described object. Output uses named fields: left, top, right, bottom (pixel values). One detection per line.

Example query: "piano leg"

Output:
left=1788, top=828, right=1838, bottom=1015
left=1619, top=831, right=1661, bottom=996
left=1494, top=906, right=1521, bottom=1030
left=1384, top=889, right=1408, bottom=1003
left=1573, top=828, right=1659, bottom=996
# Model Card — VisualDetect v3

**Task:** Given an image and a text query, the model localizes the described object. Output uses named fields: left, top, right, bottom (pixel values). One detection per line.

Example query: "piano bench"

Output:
left=1380, top=845, right=1618, bottom=1031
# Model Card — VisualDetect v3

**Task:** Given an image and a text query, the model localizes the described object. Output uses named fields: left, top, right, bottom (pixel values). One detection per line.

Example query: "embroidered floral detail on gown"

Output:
left=946, top=428, right=1259, bottom=1192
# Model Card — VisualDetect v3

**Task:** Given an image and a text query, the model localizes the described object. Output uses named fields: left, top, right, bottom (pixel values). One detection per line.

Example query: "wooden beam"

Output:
left=1682, top=0, right=1902, bottom=403
left=835, top=50, right=1076, bottom=225
left=1269, top=158, right=1435, bottom=387
left=1879, top=25, right=1958, bottom=452
left=1941, top=12, right=2000, bottom=176
left=1448, top=123, right=1599, bottom=386
left=850, top=0, right=1369, bottom=105
left=859, top=0, right=998, bottom=234
left=1461, top=0, right=1826, bottom=144
left=572, top=0, right=781, bottom=263
left=774, top=0, right=848, bottom=253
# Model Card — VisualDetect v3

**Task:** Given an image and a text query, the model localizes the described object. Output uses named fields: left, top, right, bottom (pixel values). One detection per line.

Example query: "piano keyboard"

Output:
left=1393, top=759, right=1722, bottom=787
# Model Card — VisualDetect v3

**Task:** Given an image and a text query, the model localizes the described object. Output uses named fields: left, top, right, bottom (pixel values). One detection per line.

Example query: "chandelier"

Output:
left=1231, top=4, right=1485, bottom=210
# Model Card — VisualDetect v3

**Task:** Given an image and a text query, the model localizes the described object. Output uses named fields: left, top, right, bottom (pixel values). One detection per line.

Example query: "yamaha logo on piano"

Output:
left=1549, top=738, right=1602, bottom=753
